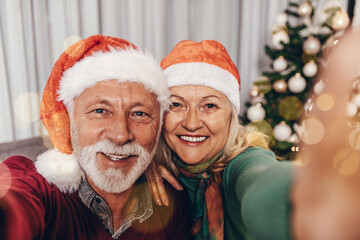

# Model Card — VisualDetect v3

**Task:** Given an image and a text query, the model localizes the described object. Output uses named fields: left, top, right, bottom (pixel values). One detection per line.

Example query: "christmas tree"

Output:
left=241, top=1, right=350, bottom=160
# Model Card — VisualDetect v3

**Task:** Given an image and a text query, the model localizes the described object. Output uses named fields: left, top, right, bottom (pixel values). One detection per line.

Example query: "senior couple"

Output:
left=1, top=33, right=360, bottom=240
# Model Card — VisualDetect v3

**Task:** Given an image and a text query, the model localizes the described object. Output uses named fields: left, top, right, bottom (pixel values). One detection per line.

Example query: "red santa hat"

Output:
left=161, top=40, right=241, bottom=113
left=35, top=35, right=170, bottom=193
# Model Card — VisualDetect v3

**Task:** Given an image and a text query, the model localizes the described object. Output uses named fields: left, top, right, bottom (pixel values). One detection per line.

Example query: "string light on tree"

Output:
left=273, top=56, right=287, bottom=72
left=288, top=73, right=307, bottom=93
left=273, top=122, right=292, bottom=141
left=303, top=60, right=318, bottom=77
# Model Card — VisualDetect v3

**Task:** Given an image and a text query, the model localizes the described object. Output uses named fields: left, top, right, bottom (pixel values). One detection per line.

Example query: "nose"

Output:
left=106, top=114, right=135, bottom=145
left=182, top=108, right=203, bottom=131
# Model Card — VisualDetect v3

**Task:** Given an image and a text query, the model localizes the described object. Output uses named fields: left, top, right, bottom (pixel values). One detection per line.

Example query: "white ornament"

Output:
left=331, top=10, right=350, bottom=31
left=298, top=1, right=312, bottom=18
left=276, top=13, right=288, bottom=25
left=273, top=122, right=292, bottom=141
left=251, top=95, right=267, bottom=105
left=288, top=73, right=307, bottom=93
left=303, top=36, right=321, bottom=54
left=272, top=31, right=289, bottom=50
left=273, top=56, right=287, bottom=72
left=352, top=94, right=360, bottom=108
left=313, top=79, right=325, bottom=95
left=303, top=61, right=318, bottom=77
left=247, top=104, right=266, bottom=122
left=346, top=102, right=358, bottom=117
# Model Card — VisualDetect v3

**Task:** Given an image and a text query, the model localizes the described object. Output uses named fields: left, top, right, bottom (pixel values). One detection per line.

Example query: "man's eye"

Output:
left=130, top=111, right=152, bottom=123
left=170, top=102, right=181, bottom=108
left=134, top=111, right=146, bottom=116
left=95, top=109, right=105, bottom=113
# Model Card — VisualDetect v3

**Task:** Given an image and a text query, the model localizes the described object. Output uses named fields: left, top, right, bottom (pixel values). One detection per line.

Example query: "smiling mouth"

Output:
left=101, top=153, right=136, bottom=161
left=178, top=135, right=208, bottom=143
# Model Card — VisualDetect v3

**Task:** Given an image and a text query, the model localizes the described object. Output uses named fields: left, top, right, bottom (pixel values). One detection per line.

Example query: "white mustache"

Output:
left=85, top=139, right=147, bottom=157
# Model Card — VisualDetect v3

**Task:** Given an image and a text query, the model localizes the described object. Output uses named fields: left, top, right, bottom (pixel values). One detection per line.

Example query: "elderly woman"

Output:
left=147, top=34, right=360, bottom=240
left=148, top=39, right=292, bottom=240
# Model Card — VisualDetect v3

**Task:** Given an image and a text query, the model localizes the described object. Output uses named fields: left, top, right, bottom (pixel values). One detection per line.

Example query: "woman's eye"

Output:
left=205, top=104, right=217, bottom=109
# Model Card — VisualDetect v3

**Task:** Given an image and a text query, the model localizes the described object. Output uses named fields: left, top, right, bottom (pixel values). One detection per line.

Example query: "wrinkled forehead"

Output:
left=74, top=80, right=160, bottom=109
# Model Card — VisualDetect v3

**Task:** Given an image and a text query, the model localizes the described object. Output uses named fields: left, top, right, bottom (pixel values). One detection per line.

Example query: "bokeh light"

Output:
left=64, top=36, right=86, bottom=58
left=37, top=121, right=54, bottom=150
left=316, top=93, right=334, bottom=111
left=0, top=162, right=12, bottom=198
left=348, top=129, right=360, bottom=150
left=293, top=150, right=311, bottom=167
left=63, top=35, right=82, bottom=51
left=333, top=148, right=359, bottom=176
left=13, top=92, right=41, bottom=123
left=298, top=118, right=325, bottom=145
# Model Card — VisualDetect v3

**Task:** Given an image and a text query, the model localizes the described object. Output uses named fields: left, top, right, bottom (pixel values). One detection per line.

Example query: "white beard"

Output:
left=72, top=134, right=153, bottom=193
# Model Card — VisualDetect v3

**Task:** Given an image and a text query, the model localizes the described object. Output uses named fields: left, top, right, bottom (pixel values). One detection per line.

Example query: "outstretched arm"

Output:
left=292, top=30, right=360, bottom=240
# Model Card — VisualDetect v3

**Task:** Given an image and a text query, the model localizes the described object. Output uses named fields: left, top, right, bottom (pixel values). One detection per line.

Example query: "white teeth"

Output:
left=103, top=153, right=128, bottom=161
left=179, top=136, right=207, bottom=142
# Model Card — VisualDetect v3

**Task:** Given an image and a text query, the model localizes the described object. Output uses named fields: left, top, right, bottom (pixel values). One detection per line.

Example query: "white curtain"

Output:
left=0, top=0, right=349, bottom=144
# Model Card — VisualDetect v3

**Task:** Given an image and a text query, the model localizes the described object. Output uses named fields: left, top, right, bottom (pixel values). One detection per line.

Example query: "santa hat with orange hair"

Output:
left=161, top=40, right=241, bottom=113
left=36, top=35, right=170, bottom=193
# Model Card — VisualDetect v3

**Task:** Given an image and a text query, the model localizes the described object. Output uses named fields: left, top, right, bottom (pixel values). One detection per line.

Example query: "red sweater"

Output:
left=0, top=156, right=192, bottom=240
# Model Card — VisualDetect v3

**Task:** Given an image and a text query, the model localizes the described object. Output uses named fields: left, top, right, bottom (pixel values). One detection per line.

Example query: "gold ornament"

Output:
left=279, top=96, right=304, bottom=121
left=331, top=10, right=350, bottom=31
left=254, top=76, right=271, bottom=94
left=248, top=120, right=275, bottom=146
left=273, top=79, right=287, bottom=93
left=303, top=36, right=321, bottom=54
left=297, top=1, right=312, bottom=17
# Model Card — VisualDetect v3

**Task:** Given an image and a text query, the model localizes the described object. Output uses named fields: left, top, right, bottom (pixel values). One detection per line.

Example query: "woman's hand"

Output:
left=145, top=161, right=183, bottom=206
left=292, top=30, right=360, bottom=240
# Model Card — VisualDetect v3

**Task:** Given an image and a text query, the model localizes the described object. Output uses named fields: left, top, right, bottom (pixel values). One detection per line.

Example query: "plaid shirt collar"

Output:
left=78, top=176, right=153, bottom=239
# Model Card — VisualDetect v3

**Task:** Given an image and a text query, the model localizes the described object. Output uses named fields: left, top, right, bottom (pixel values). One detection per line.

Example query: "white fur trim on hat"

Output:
left=163, top=62, right=241, bottom=113
left=57, top=47, right=170, bottom=114
left=35, top=149, right=83, bottom=193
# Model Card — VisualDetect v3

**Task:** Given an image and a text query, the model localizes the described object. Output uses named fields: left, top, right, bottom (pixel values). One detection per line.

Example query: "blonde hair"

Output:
left=155, top=105, right=269, bottom=185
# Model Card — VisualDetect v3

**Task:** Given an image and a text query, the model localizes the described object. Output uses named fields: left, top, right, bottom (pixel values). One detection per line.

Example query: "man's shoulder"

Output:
left=2, top=155, right=37, bottom=172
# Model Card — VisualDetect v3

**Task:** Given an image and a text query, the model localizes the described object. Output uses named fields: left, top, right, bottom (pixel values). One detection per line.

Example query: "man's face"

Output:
left=71, top=80, right=161, bottom=193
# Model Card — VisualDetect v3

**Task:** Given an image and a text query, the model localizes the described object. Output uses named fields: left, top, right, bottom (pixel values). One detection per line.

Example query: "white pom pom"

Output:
left=36, top=149, right=83, bottom=193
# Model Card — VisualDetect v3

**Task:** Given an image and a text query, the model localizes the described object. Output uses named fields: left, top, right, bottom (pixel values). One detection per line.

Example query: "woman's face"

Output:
left=163, top=85, right=232, bottom=165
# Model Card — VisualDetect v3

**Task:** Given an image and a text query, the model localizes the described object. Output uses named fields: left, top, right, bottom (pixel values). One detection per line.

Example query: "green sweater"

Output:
left=222, top=146, right=293, bottom=240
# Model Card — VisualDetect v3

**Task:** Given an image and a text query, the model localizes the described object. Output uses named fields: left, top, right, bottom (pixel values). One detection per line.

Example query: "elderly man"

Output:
left=0, top=35, right=191, bottom=239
